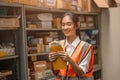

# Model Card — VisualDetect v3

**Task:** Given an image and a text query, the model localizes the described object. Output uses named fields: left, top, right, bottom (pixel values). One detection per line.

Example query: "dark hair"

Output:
left=61, top=12, right=81, bottom=39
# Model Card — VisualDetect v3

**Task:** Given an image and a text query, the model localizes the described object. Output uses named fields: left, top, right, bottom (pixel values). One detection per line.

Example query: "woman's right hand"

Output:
left=48, top=52, right=59, bottom=62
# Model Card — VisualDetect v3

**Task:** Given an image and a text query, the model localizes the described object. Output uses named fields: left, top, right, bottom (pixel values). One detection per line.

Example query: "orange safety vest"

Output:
left=57, top=40, right=94, bottom=79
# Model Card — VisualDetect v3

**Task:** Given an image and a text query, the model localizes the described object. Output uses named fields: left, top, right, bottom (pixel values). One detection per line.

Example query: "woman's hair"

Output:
left=61, top=12, right=81, bottom=39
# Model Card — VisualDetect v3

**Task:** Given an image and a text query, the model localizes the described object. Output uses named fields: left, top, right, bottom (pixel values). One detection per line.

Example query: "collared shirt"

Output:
left=64, top=36, right=92, bottom=73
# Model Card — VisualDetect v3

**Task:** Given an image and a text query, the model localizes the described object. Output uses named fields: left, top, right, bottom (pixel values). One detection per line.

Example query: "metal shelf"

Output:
left=24, top=5, right=99, bottom=15
left=24, top=5, right=66, bottom=13
left=26, top=28, right=61, bottom=31
left=0, top=55, right=19, bottom=60
left=27, top=53, right=48, bottom=57
left=73, top=11, right=99, bottom=15
left=80, top=27, right=95, bottom=30
left=0, top=2, right=22, bottom=7
left=0, top=27, right=19, bottom=30
left=26, top=27, right=96, bottom=31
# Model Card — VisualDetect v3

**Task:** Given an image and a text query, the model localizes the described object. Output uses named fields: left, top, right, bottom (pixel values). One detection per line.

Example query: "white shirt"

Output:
left=64, top=36, right=92, bottom=73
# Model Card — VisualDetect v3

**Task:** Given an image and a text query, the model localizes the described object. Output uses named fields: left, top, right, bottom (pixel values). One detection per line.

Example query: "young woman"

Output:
left=49, top=12, right=94, bottom=80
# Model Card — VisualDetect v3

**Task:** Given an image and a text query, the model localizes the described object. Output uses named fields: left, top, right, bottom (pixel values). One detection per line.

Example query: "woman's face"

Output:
left=62, top=16, right=76, bottom=38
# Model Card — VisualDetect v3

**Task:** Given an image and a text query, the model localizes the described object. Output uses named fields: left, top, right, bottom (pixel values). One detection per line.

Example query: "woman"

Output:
left=49, top=12, right=94, bottom=80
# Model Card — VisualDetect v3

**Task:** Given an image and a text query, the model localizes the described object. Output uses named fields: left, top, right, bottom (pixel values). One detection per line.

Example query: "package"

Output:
left=28, top=44, right=44, bottom=54
left=57, top=0, right=72, bottom=10
left=37, top=0, right=45, bottom=7
left=0, top=48, right=15, bottom=56
left=0, top=70, right=12, bottom=78
left=19, top=0, right=29, bottom=4
left=0, top=18, right=20, bottom=28
left=41, top=21, right=52, bottom=29
left=37, top=13, right=53, bottom=21
left=87, top=22, right=94, bottom=27
left=86, top=16, right=94, bottom=22
left=29, top=0, right=38, bottom=6
left=44, top=0, right=56, bottom=8
left=33, top=61, right=47, bottom=71
left=53, top=18, right=61, bottom=28
left=31, top=38, right=43, bottom=45
left=0, top=0, right=18, bottom=3
left=81, top=0, right=100, bottom=12
left=31, top=71, right=45, bottom=80
left=80, top=22, right=87, bottom=28
left=49, top=41, right=67, bottom=70
left=94, top=0, right=109, bottom=8
left=43, top=36, right=53, bottom=45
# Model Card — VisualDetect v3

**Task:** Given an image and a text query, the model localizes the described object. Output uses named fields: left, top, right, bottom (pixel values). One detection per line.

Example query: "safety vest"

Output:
left=57, top=40, right=94, bottom=78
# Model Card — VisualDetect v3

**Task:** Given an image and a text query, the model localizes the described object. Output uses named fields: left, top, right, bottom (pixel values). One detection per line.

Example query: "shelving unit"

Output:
left=0, top=2, right=23, bottom=80
left=0, top=2, right=102, bottom=80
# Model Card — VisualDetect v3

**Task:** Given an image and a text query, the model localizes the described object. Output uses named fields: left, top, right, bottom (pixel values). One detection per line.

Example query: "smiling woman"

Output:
left=48, top=12, right=94, bottom=80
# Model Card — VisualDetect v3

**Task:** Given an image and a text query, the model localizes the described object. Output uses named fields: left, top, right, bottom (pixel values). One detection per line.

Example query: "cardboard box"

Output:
left=0, top=48, right=15, bottom=56
left=44, top=0, right=56, bottom=8
left=81, top=0, right=100, bottom=12
left=19, top=0, right=29, bottom=4
left=94, top=0, right=109, bottom=8
left=37, top=0, right=45, bottom=7
left=31, top=70, right=45, bottom=80
left=0, top=0, right=18, bottom=3
left=79, top=16, right=85, bottom=22
left=27, top=13, right=53, bottom=21
left=77, top=0, right=82, bottom=8
left=30, top=0, right=38, bottom=6
left=41, top=21, right=52, bottom=29
left=87, top=22, right=94, bottom=27
left=105, top=0, right=117, bottom=7
left=43, top=36, right=53, bottom=45
left=86, top=16, right=94, bottom=22
left=53, top=18, right=61, bottom=28
left=0, top=18, right=20, bottom=28
left=71, top=5, right=77, bottom=11
left=115, top=0, right=120, bottom=6
left=72, top=0, right=78, bottom=6
left=30, top=61, right=47, bottom=71
left=80, top=22, right=87, bottom=28
left=37, top=13, right=53, bottom=21
left=0, top=70, right=12, bottom=77
left=57, top=0, right=72, bottom=10
left=31, top=38, right=43, bottom=45
left=31, top=56, right=37, bottom=62
left=28, top=44, right=44, bottom=54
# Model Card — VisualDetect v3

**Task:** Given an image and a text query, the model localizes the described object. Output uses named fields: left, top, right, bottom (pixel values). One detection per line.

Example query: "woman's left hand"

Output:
left=57, top=51, right=71, bottom=62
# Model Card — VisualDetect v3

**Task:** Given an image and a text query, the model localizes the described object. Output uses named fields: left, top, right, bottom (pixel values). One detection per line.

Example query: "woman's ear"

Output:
left=77, top=22, right=80, bottom=28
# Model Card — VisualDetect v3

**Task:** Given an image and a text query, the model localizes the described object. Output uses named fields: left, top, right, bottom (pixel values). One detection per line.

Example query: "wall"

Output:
left=100, top=7, right=120, bottom=80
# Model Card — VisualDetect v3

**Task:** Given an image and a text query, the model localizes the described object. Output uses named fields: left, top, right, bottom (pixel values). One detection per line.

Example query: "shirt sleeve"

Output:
left=79, top=49, right=92, bottom=73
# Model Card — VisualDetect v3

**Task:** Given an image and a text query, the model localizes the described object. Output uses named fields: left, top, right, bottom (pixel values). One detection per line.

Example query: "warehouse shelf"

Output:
left=80, top=27, right=95, bottom=30
left=24, top=5, right=66, bottom=13
left=0, top=2, right=22, bottom=7
left=26, top=27, right=96, bottom=31
left=0, top=55, right=19, bottom=60
left=27, top=53, right=48, bottom=57
left=0, top=1, right=101, bottom=80
left=0, top=27, right=19, bottom=30
left=72, top=11, right=99, bottom=15
left=25, top=28, right=61, bottom=31
left=24, top=5, right=99, bottom=15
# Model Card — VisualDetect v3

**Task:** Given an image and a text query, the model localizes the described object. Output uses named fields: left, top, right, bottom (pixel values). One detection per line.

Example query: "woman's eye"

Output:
left=67, top=22, right=72, bottom=26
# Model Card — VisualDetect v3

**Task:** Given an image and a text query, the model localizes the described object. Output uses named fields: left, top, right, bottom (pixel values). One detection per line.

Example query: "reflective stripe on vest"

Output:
left=58, top=40, right=94, bottom=77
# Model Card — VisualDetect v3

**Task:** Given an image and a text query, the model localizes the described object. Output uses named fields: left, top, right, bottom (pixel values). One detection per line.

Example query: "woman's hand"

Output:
left=57, top=51, right=72, bottom=62
left=48, top=52, right=59, bottom=62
